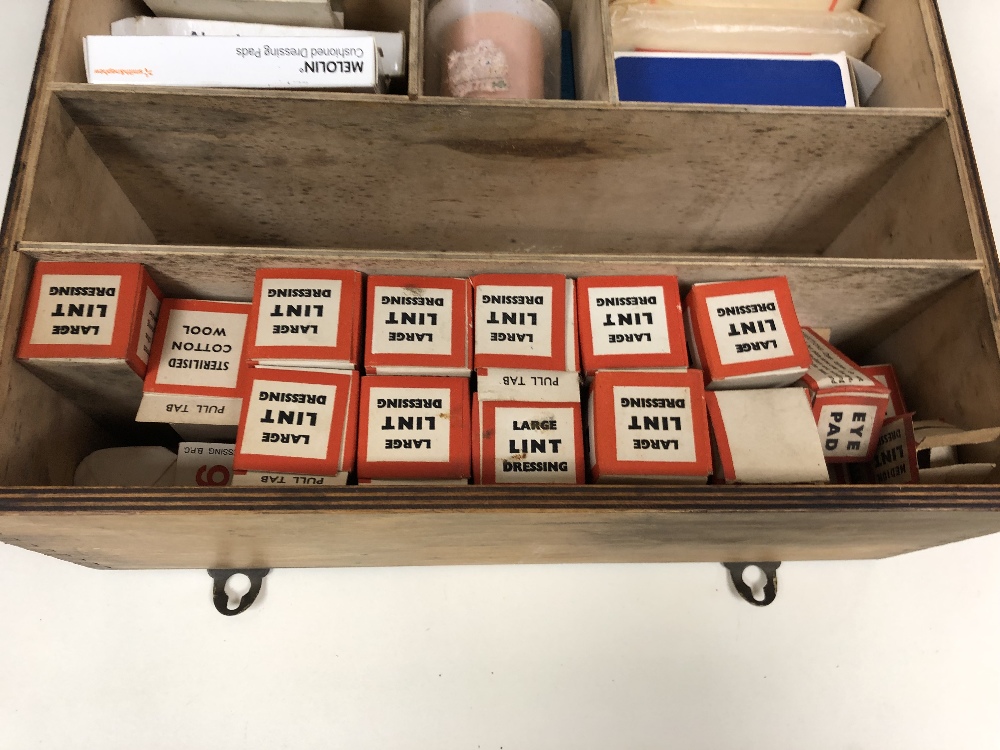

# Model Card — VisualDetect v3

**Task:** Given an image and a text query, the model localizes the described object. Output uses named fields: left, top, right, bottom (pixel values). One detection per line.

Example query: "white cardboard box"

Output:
left=84, top=35, right=380, bottom=90
left=111, top=17, right=405, bottom=78
left=141, top=0, right=345, bottom=29
left=175, top=442, right=235, bottom=486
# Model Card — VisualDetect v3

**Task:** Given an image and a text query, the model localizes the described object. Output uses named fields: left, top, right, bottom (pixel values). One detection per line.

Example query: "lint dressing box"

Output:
left=16, top=261, right=162, bottom=424
left=364, top=276, right=472, bottom=376
left=800, top=328, right=890, bottom=463
left=575, top=275, right=687, bottom=375
left=136, top=299, right=251, bottom=437
left=587, top=369, right=712, bottom=484
left=685, top=276, right=811, bottom=389
left=357, top=375, right=471, bottom=482
left=859, top=364, right=907, bottom=418
left=233, top=367, right=359, bottom=483
left=244, top=268, right=363, bottom=370
left=705, top=388, right=828, bottom=485
left=472, top=274, right=578, bottom=372
left=472, top=368, right=584, bottom=485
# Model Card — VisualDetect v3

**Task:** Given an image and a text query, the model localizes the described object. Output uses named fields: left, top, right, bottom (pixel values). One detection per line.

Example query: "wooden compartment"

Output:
left=2, top=0, right=1000, bottom=570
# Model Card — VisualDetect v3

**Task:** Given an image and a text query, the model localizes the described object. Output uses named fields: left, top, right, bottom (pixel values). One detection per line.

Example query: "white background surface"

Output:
left=2, top=1, right=1000, bottom=748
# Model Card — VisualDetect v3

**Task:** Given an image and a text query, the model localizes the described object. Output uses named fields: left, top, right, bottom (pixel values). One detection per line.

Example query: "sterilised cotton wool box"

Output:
left=16, top=261, right=163, bottom=424
left=245, top=268, right=362, bottom=370
left=472, top=274, right=578, bottom=372
left=685, top=276, right=811, bottom=389
left=587, top=369, right=712, bottom=483
left=576, top=275, right=687, bottom=375
left=136, top=299, right=251, bottom=438
left=472, top=368, right=584, bottom=485
left=365, top=276, right=472, bottom=376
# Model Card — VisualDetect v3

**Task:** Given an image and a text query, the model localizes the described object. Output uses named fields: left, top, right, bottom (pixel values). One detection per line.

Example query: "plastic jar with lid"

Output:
left=426, top=0, right=562, bottom=99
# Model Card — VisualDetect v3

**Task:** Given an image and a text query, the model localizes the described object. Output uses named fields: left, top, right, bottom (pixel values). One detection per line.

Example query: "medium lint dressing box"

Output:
left=175, top=442, right=235, bottom=486
left=859, top=364, right=907, bottom=418
left=136, top=299, right=251, bottom=436
left=576, top=275, right=686, bottom=375
left=587, top=369, right=712, bottom=484
left=800, top=328, right=890, bottom=463
left=685, top=276, right=811, bottom=389
left=16, top=261, right=162, bottom=423
left=473, top=368, right=584, bottom=485
left=358, top=376, right=471, bottom=481
left=472, top=274, right=578, bottom=372
left=365, top=276, right=472, bottom=376
left=245, top=268, right=363, bottom=370
left=705, top=389, right=828, bottom=485
left=234, top=368, right=359, bottom=481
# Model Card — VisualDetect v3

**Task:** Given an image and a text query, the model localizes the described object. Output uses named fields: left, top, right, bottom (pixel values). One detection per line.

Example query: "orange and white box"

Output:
left=365, top=276, right=472, bottom=376
left=233, top=368, right=359, bottom=482
left=684, top=276, right=811, bottom=389
left=705, top=389, right=828, bottom=484
left=800, top=328, right=890, bottom=463
left=472, top=368, right=584, bottom=485
left=16, top=261, right=163, bottom=421
left=587, top=369, right=712, bottom=483
left=576, top=275, right=687, bottom=375
left=175, top=442, right=235, bottom=486
left=867, top=414, right=919, bottom=484
left=244, top=268, right=363, bottom=370
left=472, top=274, right=578, bottom=372
left=358, top=375, right=471, bottom=481
left=859, top=364, right=907, bottom=418
left=136, top=299, right=251, bottom=433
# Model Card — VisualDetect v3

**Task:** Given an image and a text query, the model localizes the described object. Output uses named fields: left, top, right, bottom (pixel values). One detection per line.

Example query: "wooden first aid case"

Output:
left=2, top=0, right=1000, bottom=570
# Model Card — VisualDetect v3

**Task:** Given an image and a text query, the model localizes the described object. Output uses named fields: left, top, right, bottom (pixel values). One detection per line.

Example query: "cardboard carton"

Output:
left=576, top=275, right=687, bottom=375
left=245, top=268, right=362, bottom=370
left=684, top=276, right=811, bottom=389
left=358, top=375, right=471, bottom=481
left=365, top=276, right=472, bottom=376
left=17, top=261, right=163, bottom=424
left=858, top=364, right=907, bottom=418
left=800, top=328, right=889, bottom=462
left=472, top=274, right=578, bottom=372
left=587, top=369, right=712, bottom=483
left=175, top=442, right=235, bottom=486
left=234, top=367, right=359, bottom=477
left=705, top=388, right=828, bottom=484
left=473, top=368, right=584, bottom=484
left=137, top=299, right=251, bottom=435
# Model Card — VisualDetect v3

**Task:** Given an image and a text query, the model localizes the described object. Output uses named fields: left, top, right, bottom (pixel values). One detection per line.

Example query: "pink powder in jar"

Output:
left=442, top=11, right=545, bottom=99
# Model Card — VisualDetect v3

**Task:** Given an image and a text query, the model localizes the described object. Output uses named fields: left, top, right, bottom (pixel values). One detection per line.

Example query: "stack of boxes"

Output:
left=17, top=261, right=903, bottom=486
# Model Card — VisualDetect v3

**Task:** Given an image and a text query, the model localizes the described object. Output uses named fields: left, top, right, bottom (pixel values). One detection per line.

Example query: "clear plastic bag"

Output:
left=619, top=0, right=862, bottom=11
left=610, top=4, right=884, bottom=58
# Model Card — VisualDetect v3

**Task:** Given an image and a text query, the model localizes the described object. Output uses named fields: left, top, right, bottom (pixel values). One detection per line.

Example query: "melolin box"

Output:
left=365, top=276, right=472, bottom=376
left=472, top=274, right=578, bottom=372
left=576, top=275, right=687, bottom=376
left=705, top=388, right=828, bottom=484
left=16, top=261, right=163, bottom=423
left=357, top=375, right=471, bottom=481
left=233, top=368, right=359, bottom=479
left=587, top=369, right=712, bottom=483
left=136, top=299, right=251, bottom=435
left=244, top=268, right=362, bottom=370
left=175, top=442, right=235, bottom=486
left=800, top=328, right=890, bottom=463
left=472, top=368, right=584, bottom=485
left=684, top=276, right=811, bottom=389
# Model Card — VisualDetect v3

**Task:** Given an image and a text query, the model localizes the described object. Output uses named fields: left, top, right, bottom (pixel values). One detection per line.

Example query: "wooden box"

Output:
left=2, top=0, right=1000, bottom=570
